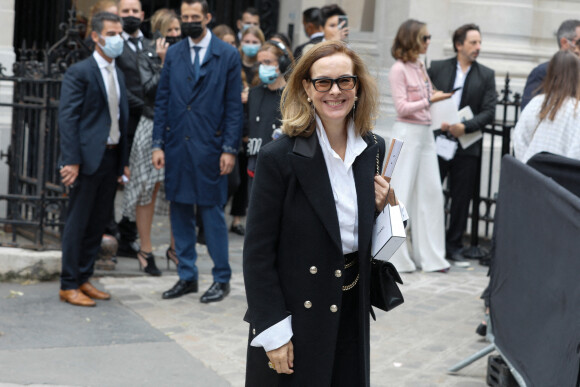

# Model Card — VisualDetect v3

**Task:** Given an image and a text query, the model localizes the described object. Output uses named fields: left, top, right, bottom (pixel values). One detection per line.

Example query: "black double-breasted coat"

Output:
left=243, top=129, right=386, bottom=386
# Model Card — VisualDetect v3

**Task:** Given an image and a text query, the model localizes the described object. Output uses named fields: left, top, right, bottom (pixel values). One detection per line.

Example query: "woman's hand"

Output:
left=375, top=175, right=398, bottom=212
left=430, top=90, right=452, bottom=104
left=266, top=340, right=294, bottom=374
left=156, top=37, right=169, bottom=65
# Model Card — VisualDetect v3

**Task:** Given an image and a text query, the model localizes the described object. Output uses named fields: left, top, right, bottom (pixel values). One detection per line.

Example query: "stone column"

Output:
left=0, top=0, right=15, bottom=218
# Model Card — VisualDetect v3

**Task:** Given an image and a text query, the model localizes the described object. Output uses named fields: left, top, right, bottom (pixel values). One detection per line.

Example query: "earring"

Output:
left=354, top=96, right=358, bottom=101
left=307, top=97, right=312, bottom=102
left=352, top=100, right=356, bottom=120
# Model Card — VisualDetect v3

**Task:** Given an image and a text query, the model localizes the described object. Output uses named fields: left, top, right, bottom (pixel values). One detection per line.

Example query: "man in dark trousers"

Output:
left=520, top=19, right=580, bottom=111
left=152, top=0, right=243, bottom=303
left=58, top=12, right=129, bottom=307
left=293, top=7, right=324, bottom=60
left=113, top=0, right=155, bottom=257
left=428, top=24, right=496, bottom=267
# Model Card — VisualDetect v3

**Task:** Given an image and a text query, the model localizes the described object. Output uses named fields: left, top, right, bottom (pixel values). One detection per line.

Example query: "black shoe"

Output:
left=137, top=250, right=162, bottom=277
left=448, top=251, right=470, bottom=268
left=117, top=240, right=140, bottom=258
left=162, top=279, right=198, bottom=299
left=200, top=282, right=230, bottom=303
left=166, top=247, right=178, bottom=269
left=230, top=223, right=245, bottom=236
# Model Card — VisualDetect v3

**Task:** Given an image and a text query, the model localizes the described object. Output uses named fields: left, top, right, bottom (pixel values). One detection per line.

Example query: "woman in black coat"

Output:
left=243, top=41, right=396, bottom=386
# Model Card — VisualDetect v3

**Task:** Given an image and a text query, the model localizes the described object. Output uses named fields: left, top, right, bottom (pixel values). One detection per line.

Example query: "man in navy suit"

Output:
left=58, top=12, right=129, bottom=307
left=152, top=0, right=243, bottom=303
left=521, top=19, right=580, bottom=111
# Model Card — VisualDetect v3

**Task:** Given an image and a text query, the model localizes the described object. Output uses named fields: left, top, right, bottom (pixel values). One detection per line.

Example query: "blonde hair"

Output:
left=151, top=8, right=179, bottom=37
left=86, top=0, right=118, bottom=36
left=213, top=24, right=236, bottom=42
left=281, top=40, right=378, bottom=137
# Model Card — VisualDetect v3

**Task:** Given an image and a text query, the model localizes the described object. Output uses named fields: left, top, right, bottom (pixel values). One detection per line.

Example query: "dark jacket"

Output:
left=243, top=129, right=385, bottom=386
left=428, top=57, right=496, bottom=157
left=246, top=84, right=284, bottom=171
left=137, top=42, right=162, bottom=119
left=520, top=61, right=548, bottom=111
left=116, top=37, right=155, bottom=137
left=58, top=55, right=129, bottom=176
left=152, top=35, right=243, bottom=205
left=293, top=35, right=324, bottom=60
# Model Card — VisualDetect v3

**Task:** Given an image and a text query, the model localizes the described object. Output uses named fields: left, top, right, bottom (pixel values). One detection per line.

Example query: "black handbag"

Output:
left=370, top=259, right=404, bottom=311
left=369, top=133, right=404, bottom=312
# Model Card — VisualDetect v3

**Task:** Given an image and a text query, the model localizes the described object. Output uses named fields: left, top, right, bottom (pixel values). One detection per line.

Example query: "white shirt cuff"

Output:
left=399, top=200, right=409, bottom=222
left=250, top=316, right=293, bottom=352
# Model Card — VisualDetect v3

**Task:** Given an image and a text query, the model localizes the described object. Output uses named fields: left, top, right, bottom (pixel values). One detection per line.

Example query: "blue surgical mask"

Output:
left=242, top=43, right=260, bottom=58
left=259, top=64, right=278, bottom=84
left=98, top=34, right=124, bottom=58
left=242, top=23, right=253, bottom=32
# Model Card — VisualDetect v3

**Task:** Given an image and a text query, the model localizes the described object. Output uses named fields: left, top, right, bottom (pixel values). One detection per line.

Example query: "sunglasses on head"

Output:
left=422, top=35, right=432, bottom=43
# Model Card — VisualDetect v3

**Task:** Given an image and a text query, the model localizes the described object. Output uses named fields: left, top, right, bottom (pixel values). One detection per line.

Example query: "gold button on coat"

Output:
left=252, top=329, right=256, bottom=335
left=335, top=270, right=342, bottom=277
left=330, top=305, right=338, bottom=312
left=310, top=266, right=317, bottom=274
left=304, top=301, right=312, bottom=309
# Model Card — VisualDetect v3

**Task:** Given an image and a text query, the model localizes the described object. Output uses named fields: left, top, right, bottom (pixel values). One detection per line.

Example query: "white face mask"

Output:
left=98, top=34, right=124, bottom=58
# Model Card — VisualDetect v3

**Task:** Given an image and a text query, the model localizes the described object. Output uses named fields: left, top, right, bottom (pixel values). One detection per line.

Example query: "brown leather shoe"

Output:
left=59, top=289, right=96, bottom=307
left=80, top=282, right=111, bottom=300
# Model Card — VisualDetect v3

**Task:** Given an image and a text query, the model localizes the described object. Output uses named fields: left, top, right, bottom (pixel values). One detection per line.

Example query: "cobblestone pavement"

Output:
left=100, top=227, right=492, bottom=387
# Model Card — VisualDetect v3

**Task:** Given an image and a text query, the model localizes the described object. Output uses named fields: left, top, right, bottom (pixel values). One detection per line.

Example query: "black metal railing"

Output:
left=463, top=74, right=520, bottom=258
left=0, top=9, right=90, bottom=249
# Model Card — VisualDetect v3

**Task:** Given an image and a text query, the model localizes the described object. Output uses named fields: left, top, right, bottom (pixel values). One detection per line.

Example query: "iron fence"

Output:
left=0, top=10, right=90, bottom=249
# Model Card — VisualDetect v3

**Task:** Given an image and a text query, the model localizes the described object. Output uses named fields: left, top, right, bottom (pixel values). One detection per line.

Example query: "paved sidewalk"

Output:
left=0, top=206, right=493, bottom=386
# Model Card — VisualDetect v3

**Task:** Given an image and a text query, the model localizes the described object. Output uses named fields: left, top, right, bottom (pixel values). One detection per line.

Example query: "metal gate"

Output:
left=0, top=10, right=90, bottom=249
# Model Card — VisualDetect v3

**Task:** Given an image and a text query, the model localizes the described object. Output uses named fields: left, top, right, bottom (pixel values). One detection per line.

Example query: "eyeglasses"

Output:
left=567, top=38, right=579, bottom=47
left=422, top=35, right=432, bottom=43
left=309, top=76, right=358, bottom=92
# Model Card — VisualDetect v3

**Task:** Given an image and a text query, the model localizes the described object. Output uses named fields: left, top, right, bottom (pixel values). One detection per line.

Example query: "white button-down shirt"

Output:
left=315, top=115, right=368, bottom=254
left=451, top=61, right=471, bottom=108
left=93, top=51, right=120, bottom=144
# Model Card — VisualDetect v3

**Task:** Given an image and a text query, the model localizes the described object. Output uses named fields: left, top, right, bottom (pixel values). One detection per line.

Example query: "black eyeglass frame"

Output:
left=422, top=35, right=432, bottom=43
left=308, top=75, right=358, bottom=92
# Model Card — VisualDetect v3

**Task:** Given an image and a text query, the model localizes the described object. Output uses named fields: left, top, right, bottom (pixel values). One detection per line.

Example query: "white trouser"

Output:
left=387, top=121, right=449, bottom=272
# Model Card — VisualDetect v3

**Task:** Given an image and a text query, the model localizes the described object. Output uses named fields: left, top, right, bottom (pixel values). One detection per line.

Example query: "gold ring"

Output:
left=268, top=361, right=276, bottom=370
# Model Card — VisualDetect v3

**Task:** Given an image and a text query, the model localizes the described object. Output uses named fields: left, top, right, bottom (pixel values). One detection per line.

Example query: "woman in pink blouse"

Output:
left=387, top=19, right=451, bottom=273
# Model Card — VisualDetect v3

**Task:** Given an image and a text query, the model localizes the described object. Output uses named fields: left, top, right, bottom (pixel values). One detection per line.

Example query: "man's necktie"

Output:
left=193, top=46, right=201, bottom=83
left=106, top=64, right=120, bottom=143
left=128, top=36, right=141, bottom=52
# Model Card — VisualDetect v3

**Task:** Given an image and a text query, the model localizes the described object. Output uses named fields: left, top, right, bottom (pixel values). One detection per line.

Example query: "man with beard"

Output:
left=113, top=0, right=156, bottom=257
left=428, top=24, right=496, bottom=267
left=152, top=0, right=243, bottom=303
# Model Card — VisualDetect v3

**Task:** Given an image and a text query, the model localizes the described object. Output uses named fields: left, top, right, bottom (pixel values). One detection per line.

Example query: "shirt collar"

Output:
left=456, top=60, right=472, bottom=75
left=93, top=50, right=115, bottom=68
left=310, top=31, right=324, bottom=39
left=189, top=29, right=212, bottom=49
left=122, top=30, right=144, bottom=41
left=315, top=114, right=367, bottom=169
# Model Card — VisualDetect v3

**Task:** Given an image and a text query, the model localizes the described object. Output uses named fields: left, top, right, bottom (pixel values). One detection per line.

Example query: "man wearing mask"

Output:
left=58, top=12, right=129, bottom=306
left=520, top=19, right=580, bottom=111
left=236, top=7, right=260, bottom=42
left=114, top=0, right=156, bottom=257
left=428, top=24, right=496, bottom=267
left=152, top=0, right=243, bottom=303
left=293, top=7, right=324, bottom=59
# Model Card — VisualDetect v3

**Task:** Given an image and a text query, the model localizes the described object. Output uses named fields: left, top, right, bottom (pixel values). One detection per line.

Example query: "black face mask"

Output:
left=122, top=16, right=142, bottom=34
left=181, top=22, right=204, bottom=39
left=165, top=36, right=181, bottom=46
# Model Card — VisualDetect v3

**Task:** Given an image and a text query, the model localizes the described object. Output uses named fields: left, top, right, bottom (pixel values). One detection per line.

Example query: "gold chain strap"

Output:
left=342, top=273, right=359, bottom=291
